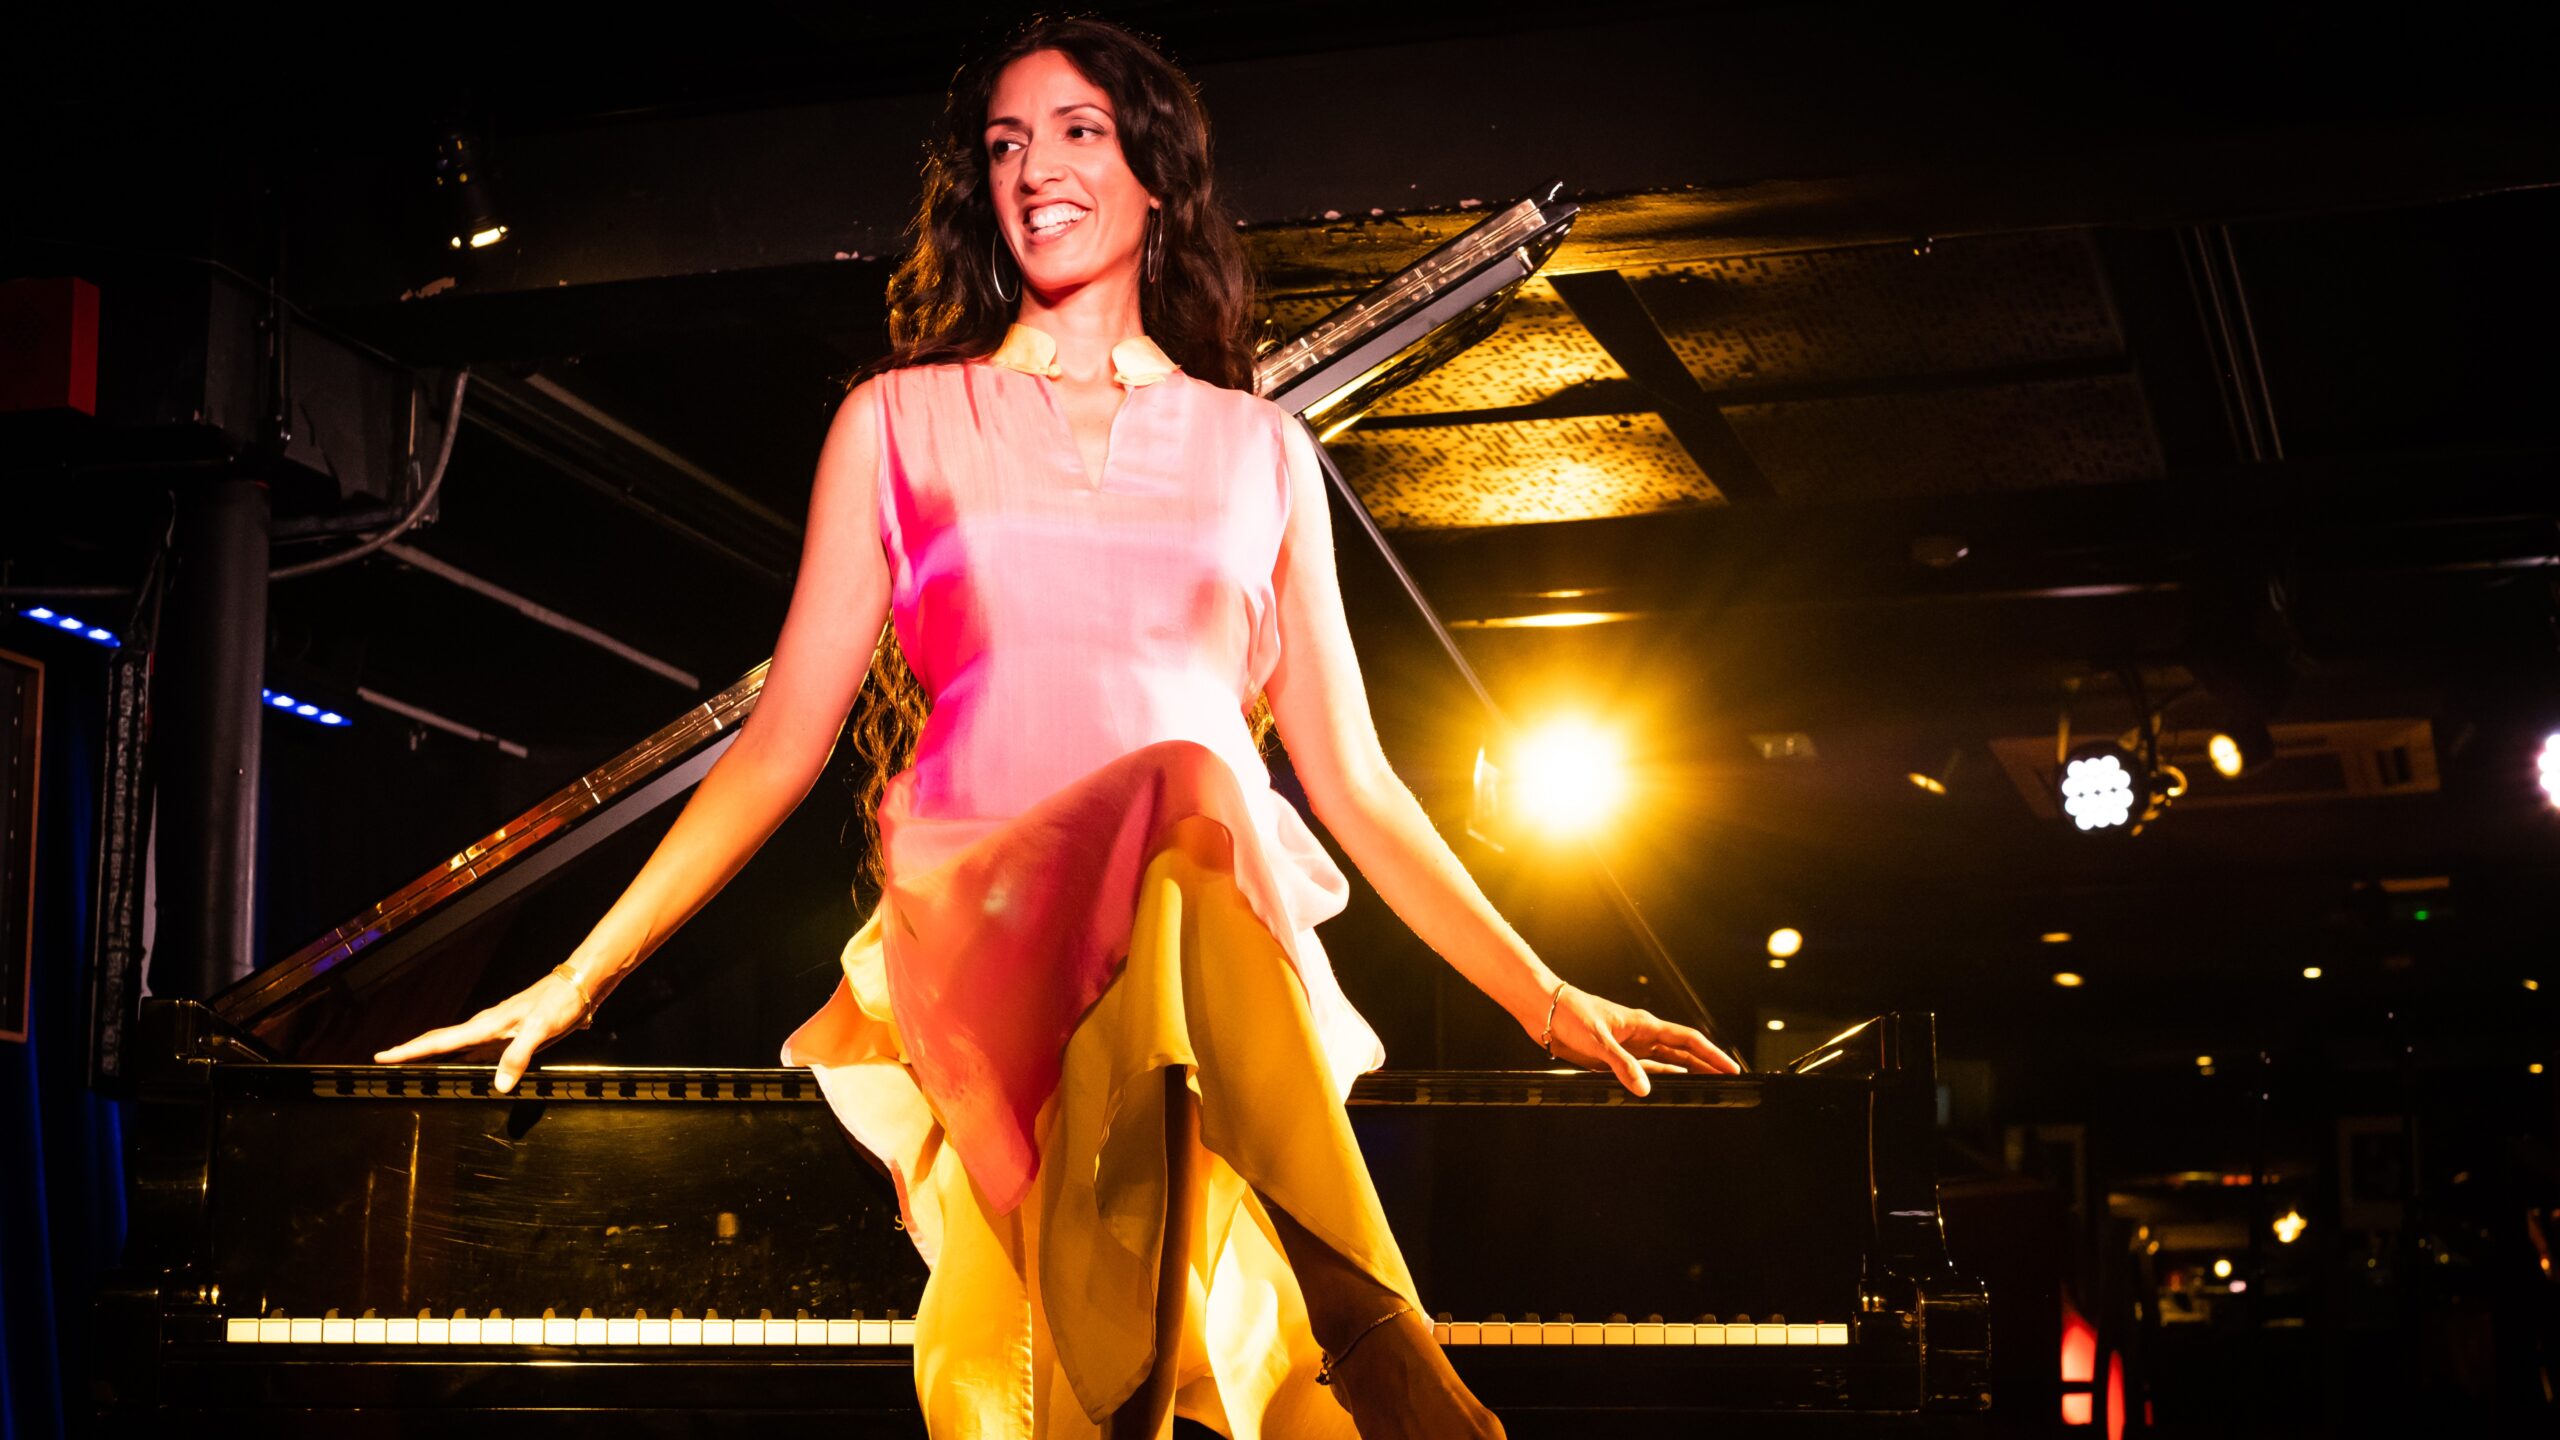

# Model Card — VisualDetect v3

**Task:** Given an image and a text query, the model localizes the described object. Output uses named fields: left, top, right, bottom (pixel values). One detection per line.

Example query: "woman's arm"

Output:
left=1259, top=416, right=1738, bottom=1089
left=375, top=377, right=897, bottom=1089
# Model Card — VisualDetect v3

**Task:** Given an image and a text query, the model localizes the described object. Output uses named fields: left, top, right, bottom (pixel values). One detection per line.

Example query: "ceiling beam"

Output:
left=1548, top=269, right=1775, bottom=501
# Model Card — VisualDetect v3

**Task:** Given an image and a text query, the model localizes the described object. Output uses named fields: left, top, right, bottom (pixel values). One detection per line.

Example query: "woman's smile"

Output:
left=1025, top=201, right=1090, bottom=244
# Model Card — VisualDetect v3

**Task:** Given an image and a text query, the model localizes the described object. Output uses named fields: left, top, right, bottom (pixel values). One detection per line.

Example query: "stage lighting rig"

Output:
left=435, top=127, right=508, bottom=252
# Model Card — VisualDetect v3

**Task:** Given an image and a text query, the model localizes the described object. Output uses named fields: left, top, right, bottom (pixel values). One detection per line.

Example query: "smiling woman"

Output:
left=372, top=13, right=1734, bottom=1440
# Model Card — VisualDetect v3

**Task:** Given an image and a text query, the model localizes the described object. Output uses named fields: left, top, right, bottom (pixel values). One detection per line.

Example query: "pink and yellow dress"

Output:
left=781, top=323, right=1421, bottom=1438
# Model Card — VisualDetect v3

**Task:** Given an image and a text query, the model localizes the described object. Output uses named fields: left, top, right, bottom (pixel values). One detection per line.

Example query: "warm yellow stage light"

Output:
left=2212, top=1258, right=2234, bottom=1279
left=2195, top=1055, right=2215, bottom=1069
left=1508, top=719, right=1630, bottom=838
left=1767, top=927, right=1804, bottom=959
left=1767, top=958, right=1787, bottom=970
left=2302, top=966, right=2323, bottom=980
left=2041, top=931, right=2073, bottom=944
left=2528, top=979, right=2542, bottom=992
left=1765, top=1018, right=1786, bottom=1032
left=2273, top=1209, right=2307, bottom=1245
left=2051, top=972, right=2085, bottom=988
left=2533, top=1063, right=2547, bottom=1075
left=1906, top=771, right=1947, bottom=796
left=2208, top=733, right=2245, bottom=779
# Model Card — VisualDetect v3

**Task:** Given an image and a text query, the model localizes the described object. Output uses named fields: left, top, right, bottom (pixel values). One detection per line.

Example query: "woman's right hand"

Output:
left=372, top=965, right=597, bottom=1093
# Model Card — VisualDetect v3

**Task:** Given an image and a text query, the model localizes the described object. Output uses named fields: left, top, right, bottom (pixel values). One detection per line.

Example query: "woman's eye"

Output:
left=989, top=138, right=1020, bottom=158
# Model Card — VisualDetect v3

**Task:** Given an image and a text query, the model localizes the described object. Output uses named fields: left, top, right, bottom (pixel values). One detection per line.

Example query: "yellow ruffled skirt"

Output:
left=791, top=813, right=1421, bottom=1438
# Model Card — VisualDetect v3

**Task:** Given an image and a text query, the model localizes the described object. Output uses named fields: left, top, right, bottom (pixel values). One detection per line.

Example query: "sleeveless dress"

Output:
left=780, top=325, right=1423, bottom=1438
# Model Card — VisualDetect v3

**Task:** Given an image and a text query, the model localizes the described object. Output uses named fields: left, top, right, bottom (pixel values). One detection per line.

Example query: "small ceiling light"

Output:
left=1765, top=1018, right=1786, bottom=1032
left=2527, top=979, right=2541, bottom=992
left=1767, top=927, right=1803, bottom=960
left=1767, top=957, right=1787, bottom=970
left=1907, top=747, right=1963, bottom=796
left=2302, top=965, right=2323, bottom=980
left=2273, top=1209, right=2307, bottom=1244
left=2052, top=972, right=2085, bottom=988
left=2212, top=1257, right=2233, bottom=1280
left=2041, top=931, right=2073, bottom=944
left=2195, top=1055, right=2215, bottom=1069
left=2532, top=1063, right=2546, bottom=1075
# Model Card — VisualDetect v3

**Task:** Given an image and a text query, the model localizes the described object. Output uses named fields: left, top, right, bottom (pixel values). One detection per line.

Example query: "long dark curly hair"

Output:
left=842, top=13, right=1275, bottom=893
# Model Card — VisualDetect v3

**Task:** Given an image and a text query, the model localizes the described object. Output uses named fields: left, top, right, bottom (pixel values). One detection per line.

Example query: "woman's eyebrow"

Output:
left=984, top=102, right=1111, bottom=130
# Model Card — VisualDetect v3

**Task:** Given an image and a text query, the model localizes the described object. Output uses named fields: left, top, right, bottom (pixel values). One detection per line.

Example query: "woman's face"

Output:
left=984, top=49, right=1157, bottom=301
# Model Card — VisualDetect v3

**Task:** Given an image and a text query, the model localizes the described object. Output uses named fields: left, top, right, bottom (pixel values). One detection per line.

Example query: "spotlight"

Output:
left=2212, top=1258, right=2233, bottom=1280
left=435, top=127, right=509, bottom=252
left=1467, top=717, right=1632, bottom=847
left=1767, top=927, right=1803, bottom=960
left=2059, top=742, right=2140, bottom=831
left=2205, top=716, right=2275, bottom=780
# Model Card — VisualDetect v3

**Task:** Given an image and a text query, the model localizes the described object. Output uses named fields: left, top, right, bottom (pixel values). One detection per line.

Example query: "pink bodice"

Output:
left=835, top=354, right=1384, bottom=1216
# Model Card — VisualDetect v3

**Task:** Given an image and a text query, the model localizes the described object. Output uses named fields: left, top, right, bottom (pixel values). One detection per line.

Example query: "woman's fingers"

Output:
left=1665, top=1024, right=1742, bottom=1075
left=494, top=1030, right=543, bottom=1095
left=373, top=1013, right=501, bottom=1064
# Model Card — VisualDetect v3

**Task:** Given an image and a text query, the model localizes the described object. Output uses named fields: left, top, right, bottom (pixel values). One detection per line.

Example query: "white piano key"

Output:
left=1756, top=1323, right=1788, bottom=1346
left=513, top=1318, right=545, bottom=1346
left=828, top=1319, right=862, bottom=1345
left=676, top=1318, right=706, bottom=1344
left=1634, top=1323, right=1665, bottom=1345
left=859, top=1318, right=891, bottom=1345
left=546, top=1317, right=578, bottom=1346
left=639, top=1318, right=670, bottom=1345
left=1603, top=1323, right=1634, bottom=1346
left=575, top=1316, right=608, bottom=1346
left=1666, top=1323, right=1696, bottom=1345
left=259, top=1317, right=291, bottom=1343
left=1571, top=1323, right=1602, bottom=1346
left=702, top=1319, right=733, bottom=1344
left=321, top=1318, right=354, bottom=1344
left=225, top=1318, right=260, bottom=1343
left=1542, top=1322, right=1573, bottom=1346
left=354, top=1318, right=386, bottom=1343
left=1712, top=1323, right=1743, bottom=1344
left=733, top=1319, right=764, bottom=1345
left=446, top=1318, right=478, bottom=1344
left=1818, top=1323, right=1849, bottom=1345
left=1450, top=1323, right=1481, bottom=1346
left=793, top=1318, right=826, bottom=1345
left=1430, top=1322, right=1450, bottom=1344
left=608, top=1318, right=639, bottom=1345
left=1787, top=1323, right=1817, bottom=1346
left=889, top=1320, right=917, bottom=1346
left=287, top=1318, right=321, bottom=1343
left=388, top=1319, right=419, bottom=1344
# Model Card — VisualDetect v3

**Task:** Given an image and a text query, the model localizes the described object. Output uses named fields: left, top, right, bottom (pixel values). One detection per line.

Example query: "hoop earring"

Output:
left=990, top=236, right=1019, bottom=303
left=1142, top=208, right=1163, bottom=287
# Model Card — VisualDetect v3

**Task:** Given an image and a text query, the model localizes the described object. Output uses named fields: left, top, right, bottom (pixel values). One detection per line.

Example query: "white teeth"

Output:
left=1027, top=203, right=1088, bottom=237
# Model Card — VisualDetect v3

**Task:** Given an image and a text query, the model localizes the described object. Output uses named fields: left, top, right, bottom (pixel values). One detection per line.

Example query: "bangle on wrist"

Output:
left=550, top=962, right=601, bottom=1030
left=1538, top=979, right=1570, bottom=1059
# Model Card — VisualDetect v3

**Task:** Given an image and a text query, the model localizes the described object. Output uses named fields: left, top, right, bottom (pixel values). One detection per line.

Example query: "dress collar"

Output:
left=985, top=322, right=1180, bottom=388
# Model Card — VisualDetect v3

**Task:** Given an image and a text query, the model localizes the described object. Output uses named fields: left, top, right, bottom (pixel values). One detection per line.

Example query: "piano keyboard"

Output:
left=220, top=1312, right=1849, bottom=1348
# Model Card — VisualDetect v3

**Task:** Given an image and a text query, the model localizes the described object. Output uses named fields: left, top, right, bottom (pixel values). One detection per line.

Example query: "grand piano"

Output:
left=96, top=189, right=1991, bottom=1436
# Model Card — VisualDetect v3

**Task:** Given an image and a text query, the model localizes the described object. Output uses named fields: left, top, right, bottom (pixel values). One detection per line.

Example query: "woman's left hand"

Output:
left=1539, top=983, right=1742, bottom=1094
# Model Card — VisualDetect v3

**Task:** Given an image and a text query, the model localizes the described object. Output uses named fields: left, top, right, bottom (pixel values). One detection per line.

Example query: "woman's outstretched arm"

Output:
left=1259, top=416, right=1738, bottom=1090
left=374, top=378, right=897, bottom=1089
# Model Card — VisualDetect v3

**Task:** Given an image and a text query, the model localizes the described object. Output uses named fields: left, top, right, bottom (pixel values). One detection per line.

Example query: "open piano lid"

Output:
left=210, top=186, right=1580, bottom=1058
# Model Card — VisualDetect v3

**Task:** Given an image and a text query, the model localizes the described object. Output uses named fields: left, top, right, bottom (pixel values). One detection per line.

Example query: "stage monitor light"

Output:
left=2058, top=743, right=2139, bottom=831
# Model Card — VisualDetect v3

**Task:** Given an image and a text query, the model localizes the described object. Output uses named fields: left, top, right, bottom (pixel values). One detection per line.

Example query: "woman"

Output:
left=377, top=16, right=1738, bottom=1439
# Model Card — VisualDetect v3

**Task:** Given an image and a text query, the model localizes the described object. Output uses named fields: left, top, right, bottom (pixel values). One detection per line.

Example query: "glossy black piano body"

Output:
left=101, top=999, right=1988, bottom=1436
